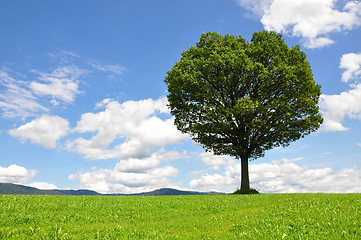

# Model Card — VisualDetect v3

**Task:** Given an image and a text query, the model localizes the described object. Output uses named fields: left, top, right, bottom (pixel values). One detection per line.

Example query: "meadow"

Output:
left=0, top=193, right=360, bottom=239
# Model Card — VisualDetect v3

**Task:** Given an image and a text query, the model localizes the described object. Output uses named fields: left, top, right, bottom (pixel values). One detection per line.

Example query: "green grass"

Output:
left=1, top=194, right=360, bottom=239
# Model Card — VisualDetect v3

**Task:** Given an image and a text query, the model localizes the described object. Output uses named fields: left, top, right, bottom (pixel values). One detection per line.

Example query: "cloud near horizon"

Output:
left=28, top=182, right=58, bottom=190
left=68, top=150, right=183, bottom=194
left=64, top=97, right=190, bottom=194
left=0, top=164, right=58, bottom=190
left=5, top=96, right=190, bottom=194
left=189, top=157, right=361, bottom=193
left=0, top=164, right=37, bottom=184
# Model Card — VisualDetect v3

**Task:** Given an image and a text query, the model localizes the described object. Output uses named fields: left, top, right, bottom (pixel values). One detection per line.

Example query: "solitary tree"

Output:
left=164, top=31, right=323, bottom=193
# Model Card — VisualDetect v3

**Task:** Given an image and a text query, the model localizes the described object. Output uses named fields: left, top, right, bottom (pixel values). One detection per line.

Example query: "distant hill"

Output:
left=121, top=188, right=222, bottom=196
left=0, top=183, right=223, bottom=196
left=0, top=183, right=100, bottom=196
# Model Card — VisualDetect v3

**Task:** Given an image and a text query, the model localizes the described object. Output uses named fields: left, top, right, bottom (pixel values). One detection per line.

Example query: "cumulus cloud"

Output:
left=115, top=149, right=183, bottom=173
left=69, top=150, right=182, bottom=194
left=67, top=97, right=188, bottom=160
left=320, top=84, right=361, bottom=131
left=9, top=115, right=70, bottom=149
left=0, top=164, right=37, bottom=183
left=250, top=159, right=361, bottom=193
left=199, top=152, right=235, bottom=170
left=237, top=0, right=361, bottom=48
left=28, top=182, right=58, bottom=190
left=320, top=52, right=361, bottom=132
left=189, top=156, right=361, bottom=193
left=340, top=52, right=361, bottom=82
left=189, top=166, right=239, bottom=192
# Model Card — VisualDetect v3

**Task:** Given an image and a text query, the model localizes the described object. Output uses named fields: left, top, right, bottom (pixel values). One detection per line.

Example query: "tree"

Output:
left=164, top=31, right=323, bottom=193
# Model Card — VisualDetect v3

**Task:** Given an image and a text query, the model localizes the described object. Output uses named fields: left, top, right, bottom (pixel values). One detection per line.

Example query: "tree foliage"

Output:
left=164, top=31, right=323, bottom=192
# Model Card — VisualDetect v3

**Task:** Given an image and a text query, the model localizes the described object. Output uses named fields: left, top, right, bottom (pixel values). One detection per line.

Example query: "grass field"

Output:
left=1, top=193, right=360, bottom=239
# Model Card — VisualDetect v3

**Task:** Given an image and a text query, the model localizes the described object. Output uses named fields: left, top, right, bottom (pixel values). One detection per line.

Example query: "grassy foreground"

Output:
left=1, top=193, right=360, bottom=239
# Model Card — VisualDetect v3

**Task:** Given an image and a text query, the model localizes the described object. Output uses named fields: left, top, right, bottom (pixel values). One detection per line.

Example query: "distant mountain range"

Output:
left=0, top=183, right=223, bottom=196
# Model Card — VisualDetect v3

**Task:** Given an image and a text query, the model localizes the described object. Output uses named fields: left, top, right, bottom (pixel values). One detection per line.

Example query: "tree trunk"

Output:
left=240, top=155, right=250, bottom=193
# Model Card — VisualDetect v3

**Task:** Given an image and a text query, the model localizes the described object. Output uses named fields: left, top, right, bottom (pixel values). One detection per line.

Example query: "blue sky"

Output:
left=1, top=0, right=361, bottom=193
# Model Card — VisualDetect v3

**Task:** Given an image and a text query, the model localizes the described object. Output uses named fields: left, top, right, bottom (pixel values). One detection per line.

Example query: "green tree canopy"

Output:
left=164, top=31, right=323, bottom=193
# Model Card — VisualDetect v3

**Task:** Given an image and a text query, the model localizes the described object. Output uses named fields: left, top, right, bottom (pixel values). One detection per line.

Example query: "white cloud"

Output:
left=306, top=37, right=335, bottom=49
left=69, top=150, right=182, bottom=194
left=95, top=98, right=111, bottom=109
left=67, top=97, right=188, bottom=160
left=250, top=159, right=361, bottom=193
left=28, top=182, right=58, bottom=190
left=48, top=50, right=80, bottom=59
left=199, top=152, right=235, bottom=170
left=90, top=64, right=127, bottom=75
left=236, top=0, right=274, bottom=17
left=0, top=164, right=37, bottom=183
left=189, top=164, right=240, bottom=192
left=9, top=115, right=70, bottom=149
left=320, top=83, right=361, bottom=131
left=1, top=53, right=128, bottom=120
left=340, top=52, right=361, bottom=82
left=30, top=65, right=84, bottom=103
left=189, top=156, right=361, bottom=193
left=115, top=157, right=160, bottom=173
left=115, top=149, right=183, bottom=173
left=200, top=152, right=232, bottom=166
left=238, top=0, right=361, bottom=48
left=50, top=99, right=60, bottom=106
left=320, top=52, right=361, bottom=132
left=0, top=65, right=85, bottom=120
left=0, top=70, right=48, bottom=119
